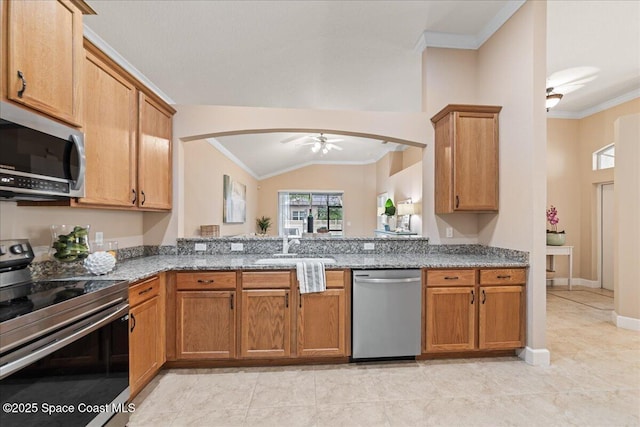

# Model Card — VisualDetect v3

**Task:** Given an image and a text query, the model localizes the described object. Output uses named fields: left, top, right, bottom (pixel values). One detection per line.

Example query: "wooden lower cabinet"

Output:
left=176, top=291, right=236, bottom=359
left=129, top=278, right=162, bottom=397
left=478, top=285, right=525, bottom=349
left=297, top=289, right=346, bottom=357
left=424, top=268, right=526, bottom=354
left=425, top=287, right=475, bottom=352
left=241, top=289, right=292, bottom=358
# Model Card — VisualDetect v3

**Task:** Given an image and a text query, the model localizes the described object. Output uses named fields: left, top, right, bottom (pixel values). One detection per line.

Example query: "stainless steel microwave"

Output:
left=0, top=101, right=85, bottom=200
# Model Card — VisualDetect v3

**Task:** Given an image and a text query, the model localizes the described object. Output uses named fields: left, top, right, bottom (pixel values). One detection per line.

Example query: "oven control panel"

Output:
left=0, top=239, right=35, bottom=271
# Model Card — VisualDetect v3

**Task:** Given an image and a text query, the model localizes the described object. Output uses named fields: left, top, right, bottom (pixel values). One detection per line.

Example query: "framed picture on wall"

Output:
left=223, top=174, right=246, bottom=223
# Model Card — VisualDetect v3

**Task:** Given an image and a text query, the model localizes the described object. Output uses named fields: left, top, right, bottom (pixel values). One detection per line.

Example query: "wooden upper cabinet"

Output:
left=138, top=92, right=173, bottom=210
left=5, top=0, right=83, bottom=126
left=79, top=42, right=137, bottom=207
left=431, top=105, right=501, bottom=213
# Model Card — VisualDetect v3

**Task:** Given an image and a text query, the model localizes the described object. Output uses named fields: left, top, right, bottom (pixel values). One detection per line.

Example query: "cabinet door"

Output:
left=297, top=289, right=346, bottom=357
left=241, top=290, right=291, bottom=358
left=137, top=92, right=172, bottom=210
left=79, top=47, right=137, bottom=207
left=6, top=0, right=83, bottom=126
left=425, top=287, right=475, bottom=352
left=176, top=291, right=236, bottom=359
left=129, top=296, right=161, bottom=397
left=478, top=286, right=525, bottom=350
left=453, top=112, right=499, bottom=211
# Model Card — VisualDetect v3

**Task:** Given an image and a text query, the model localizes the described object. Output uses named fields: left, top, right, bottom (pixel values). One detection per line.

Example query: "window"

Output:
left=278, top=191, right=344, bottom=236
left=593, top=144, right=615, bottom=170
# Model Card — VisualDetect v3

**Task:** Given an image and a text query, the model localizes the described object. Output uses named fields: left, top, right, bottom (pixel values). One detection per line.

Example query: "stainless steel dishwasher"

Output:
left=352, top=269, right=422, bottom=359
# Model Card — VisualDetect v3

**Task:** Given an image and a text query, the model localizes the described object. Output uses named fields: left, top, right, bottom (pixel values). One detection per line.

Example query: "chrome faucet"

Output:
left=282, top=235, right=300, bottom=254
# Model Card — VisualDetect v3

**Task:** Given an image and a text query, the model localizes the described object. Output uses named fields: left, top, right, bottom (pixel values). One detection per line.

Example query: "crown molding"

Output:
left=83, top=25, right=176, bottom=105
left=414, top=0, right=526, bottom=52
left=206, top=138, right=260, bottom=180
left=547, top=89, right=640, bottom=119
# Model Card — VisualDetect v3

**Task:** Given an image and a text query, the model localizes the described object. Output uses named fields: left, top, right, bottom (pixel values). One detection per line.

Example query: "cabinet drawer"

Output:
left=480, top=269, right=526, bottom=285
left=426, top=269, right=476, bottom=287
left=242, top=271, right=291, bottom=289
left=176, top=272, right=236, bottom=290
left=325, top=270, right=346, bottom=289
left=129, top=276, right=160, bottom=307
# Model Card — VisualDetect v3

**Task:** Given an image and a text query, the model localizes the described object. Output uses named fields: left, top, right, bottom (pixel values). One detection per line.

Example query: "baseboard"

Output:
left=547, top=277, right=600, bottom=288
left=517, top=346, right=550, bottom=366
left=612, top=311, right=640, bottom=331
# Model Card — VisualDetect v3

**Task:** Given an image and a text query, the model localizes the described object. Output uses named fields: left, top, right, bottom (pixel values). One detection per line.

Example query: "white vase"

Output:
left=546, top=232, right=566, bottom=246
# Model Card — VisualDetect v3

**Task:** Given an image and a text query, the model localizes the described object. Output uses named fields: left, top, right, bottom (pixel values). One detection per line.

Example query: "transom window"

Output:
left=278, top=191, right=344, bottom=236
left=593, top=144, right=615, bottom=170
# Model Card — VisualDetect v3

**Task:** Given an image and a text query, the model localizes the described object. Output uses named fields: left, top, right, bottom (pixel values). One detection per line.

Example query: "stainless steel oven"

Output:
left=0, top=240, right=129, bottom=427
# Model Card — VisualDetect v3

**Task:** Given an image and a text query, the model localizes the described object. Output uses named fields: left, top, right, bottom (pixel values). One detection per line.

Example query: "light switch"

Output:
left=231, top=243, right=244, bottom=251
left=445, top=227, right=453, bottom=238
left=95, top=232, right=104, bottom=245
left=195, top=243, right=207, bottom=251
left=364, top=243, right=375, bottom=250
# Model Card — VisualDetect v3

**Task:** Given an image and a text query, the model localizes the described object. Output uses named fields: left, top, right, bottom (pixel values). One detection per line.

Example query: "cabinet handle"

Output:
left=482, top=289, right=486, bottom=304
left=455, top=195, right=460, bottom=209
left=132, top=189, right=137, bottom=204
left=138, top=287, right=153, bottom=296
left=285, top=292, right=289, bottom=308
left=470, top=289, right=475, bottom=304
left=197, top=279, right=215, bottom=284
left=130, top=312, right=136, bottom=332
left=444, top=276, right=459, bottom=280
left=141, top=190, right=146, bottom=206
left=230, top=294, right=234, bottom=309
left=299, top=291, right=302, bottom=308
left=17, top=70, right=26, bottom=98
left=497, top=275, right=511, bottom=279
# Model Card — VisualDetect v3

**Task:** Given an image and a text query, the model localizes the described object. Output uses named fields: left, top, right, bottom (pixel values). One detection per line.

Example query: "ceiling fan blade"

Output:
left=547, top=66, right=599, bottom=88
left=281, top=134, right=310, bottom=144
left=326, top=143, right=343, bottom=151
left=554, top=84, right=585, bottom=95
left=325, top=138, right=343, bottom=143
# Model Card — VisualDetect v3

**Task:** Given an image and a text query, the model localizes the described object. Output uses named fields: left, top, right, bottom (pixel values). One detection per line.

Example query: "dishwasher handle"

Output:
left=354, top=277, right=421, bottom=284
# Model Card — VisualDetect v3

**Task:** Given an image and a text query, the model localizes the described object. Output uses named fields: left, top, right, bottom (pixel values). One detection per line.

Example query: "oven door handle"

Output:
left=0, top=302, right=129, bottom=380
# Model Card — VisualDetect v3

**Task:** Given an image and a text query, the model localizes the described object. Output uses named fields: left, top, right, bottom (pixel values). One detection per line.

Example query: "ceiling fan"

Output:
left=546, top=66, right=599, bottom=110
left=281, top=133, right=344, bottom=154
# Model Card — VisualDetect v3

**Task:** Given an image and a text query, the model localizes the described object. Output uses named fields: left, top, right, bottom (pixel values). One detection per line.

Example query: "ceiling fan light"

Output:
left=322, top=147, right=329, bottom=154
left=311, top=145, right=320, bottom=153
left=546, top=93, right=563, bottom=110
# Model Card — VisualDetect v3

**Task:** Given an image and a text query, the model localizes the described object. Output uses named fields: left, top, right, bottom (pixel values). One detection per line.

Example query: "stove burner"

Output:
left=0, top=297, right=35, bottom=322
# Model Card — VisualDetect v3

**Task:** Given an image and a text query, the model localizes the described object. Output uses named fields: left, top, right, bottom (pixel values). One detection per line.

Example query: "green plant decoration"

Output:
left=256, top=216, right=272, bottom=235
left=384, top=198, right=396, bottom=216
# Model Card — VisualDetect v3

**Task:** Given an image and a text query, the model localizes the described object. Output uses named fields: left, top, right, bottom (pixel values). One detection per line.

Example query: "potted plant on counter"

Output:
left=383, top=198, right=396, bottom=231
left=256, top=216, right=272, bottom=236
left=546, top=205, right=566, bottom=246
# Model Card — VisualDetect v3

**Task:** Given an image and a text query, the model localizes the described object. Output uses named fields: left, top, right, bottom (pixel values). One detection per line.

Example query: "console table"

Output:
left=546, top=245, right=573, bottom=290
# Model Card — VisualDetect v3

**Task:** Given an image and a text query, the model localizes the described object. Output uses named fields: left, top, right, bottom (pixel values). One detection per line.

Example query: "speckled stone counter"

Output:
left=60, top=251, right=528, bottom=283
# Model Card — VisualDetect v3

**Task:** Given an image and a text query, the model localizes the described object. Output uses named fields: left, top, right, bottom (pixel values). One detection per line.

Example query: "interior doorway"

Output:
left=600, top=183, right=614, bottom=291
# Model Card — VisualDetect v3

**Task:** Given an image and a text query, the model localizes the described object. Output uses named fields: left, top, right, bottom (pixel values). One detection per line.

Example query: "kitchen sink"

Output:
left=253, top=257, right=336, bottom=265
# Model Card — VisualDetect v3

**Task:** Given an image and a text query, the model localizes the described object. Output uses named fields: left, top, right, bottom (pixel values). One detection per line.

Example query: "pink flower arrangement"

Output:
left=546, top=205, right=562, bottom=233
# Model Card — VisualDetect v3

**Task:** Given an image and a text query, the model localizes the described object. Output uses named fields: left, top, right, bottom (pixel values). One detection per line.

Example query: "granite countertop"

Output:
left=66, top=253, right=528, bottom=283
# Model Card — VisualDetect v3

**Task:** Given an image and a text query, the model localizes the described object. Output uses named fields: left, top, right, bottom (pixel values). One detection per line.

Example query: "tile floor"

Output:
left=127, top=286, right=639, bottom=426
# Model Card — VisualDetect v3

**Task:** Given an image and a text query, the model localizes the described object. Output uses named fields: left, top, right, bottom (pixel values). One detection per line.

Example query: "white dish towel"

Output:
left=296, top=261, right=326, bottom=294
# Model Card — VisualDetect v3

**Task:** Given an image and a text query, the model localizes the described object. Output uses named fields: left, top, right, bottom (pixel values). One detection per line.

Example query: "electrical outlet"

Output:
left=231, top=243, right=244, bottom=251
left=195, top=243, right=207, bottom=251
left=445, top=227, right=453, bottom=238
left=95, top=232, right=104, bottom=245
left=364, top=242, right=375, bottom=250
